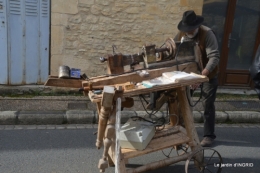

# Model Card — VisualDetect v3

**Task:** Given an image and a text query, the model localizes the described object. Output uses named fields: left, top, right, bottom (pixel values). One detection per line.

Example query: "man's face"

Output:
left=185, top=28, right=199, bottom=38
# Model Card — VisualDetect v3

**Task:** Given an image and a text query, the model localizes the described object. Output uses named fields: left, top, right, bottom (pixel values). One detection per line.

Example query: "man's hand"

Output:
left=190, top=69, right=208, bottom=90
left=202, top=68, right=210, bottom=76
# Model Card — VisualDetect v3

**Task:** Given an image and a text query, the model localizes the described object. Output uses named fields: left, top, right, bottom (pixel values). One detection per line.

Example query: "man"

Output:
left=174, top=10, right=220, bottom=147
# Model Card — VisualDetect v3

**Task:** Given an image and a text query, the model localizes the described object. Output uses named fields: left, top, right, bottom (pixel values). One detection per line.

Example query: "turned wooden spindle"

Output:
left=96, top=86, right=115, bottom=149
left=96, top=107, right=111, bottom=149
left=98, top=137, right=112, bottom=172
left=98, top=123, right=115, bottom=172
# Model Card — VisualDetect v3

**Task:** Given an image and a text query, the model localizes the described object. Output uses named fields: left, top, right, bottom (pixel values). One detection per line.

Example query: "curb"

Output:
left=225, top=111, right=260, bottom=123
left=0, top=110, right=260, bottom=125
left=18, top=111, right=65, bottom=125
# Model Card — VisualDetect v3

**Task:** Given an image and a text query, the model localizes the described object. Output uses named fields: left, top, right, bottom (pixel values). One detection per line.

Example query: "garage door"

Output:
left=0, top=0, right=50, bottom=85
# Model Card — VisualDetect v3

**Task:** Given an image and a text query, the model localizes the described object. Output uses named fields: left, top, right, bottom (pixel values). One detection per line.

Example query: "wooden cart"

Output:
left=45, top=62, right=223, bottom=173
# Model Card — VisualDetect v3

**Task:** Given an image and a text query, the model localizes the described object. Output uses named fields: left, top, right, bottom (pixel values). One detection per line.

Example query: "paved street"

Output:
left=0, top=124, right=259, bottom=173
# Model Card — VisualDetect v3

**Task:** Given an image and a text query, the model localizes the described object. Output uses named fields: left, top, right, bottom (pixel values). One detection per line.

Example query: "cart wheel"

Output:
left=175, top=144, right=190, bottom=156
left=185, top=148, right=222, bottom=173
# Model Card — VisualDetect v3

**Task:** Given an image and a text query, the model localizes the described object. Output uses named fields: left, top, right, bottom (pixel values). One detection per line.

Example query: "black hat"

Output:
left=178, top=10, right=204, bottom=32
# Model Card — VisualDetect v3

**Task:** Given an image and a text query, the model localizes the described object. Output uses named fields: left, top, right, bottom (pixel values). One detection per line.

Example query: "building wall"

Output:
left=51, top=0, right=204, bottom=77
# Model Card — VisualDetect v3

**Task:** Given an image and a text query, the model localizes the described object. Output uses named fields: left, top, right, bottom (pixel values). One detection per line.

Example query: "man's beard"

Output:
left=186, top=28, right=198, bottom=38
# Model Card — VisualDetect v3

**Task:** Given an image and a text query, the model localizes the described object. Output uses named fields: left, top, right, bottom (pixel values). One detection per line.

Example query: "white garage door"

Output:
left=0, top=0, right=50, bottom=85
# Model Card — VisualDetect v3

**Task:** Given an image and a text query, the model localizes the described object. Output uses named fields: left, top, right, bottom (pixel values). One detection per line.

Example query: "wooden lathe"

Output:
left=45, top=39, right=222, bottom=173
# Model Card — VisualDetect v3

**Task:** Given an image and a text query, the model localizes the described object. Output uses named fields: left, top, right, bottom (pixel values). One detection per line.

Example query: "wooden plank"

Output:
left=45, top=74, right=112, bottom=88
left=87, top=76, right=208, bottom=102
left=44, top=77, right=83, bottom=88
left=126, top=152, right=190, bottom=173
left=88, top=91, right=102, bottom=102
left=121, top=126, right=190, bottom=159
left=178, top=125, right=187, bottom=135
left=123, top=77, right=208, bottom=97
left=225, top=73, right=249, bottom=84
left=107, top=54, right=124, bottom=74
left=82, top=62, right=199, bottom=87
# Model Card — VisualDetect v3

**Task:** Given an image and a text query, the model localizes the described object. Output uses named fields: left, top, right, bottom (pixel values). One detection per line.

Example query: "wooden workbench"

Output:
left=44, top=62, right=207, bottom=172
left=87, top=74, right=208, bottom=173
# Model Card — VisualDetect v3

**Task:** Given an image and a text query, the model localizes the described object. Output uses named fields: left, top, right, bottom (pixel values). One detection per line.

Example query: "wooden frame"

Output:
left=218, top=0, right=260, bottom=88
left=88, top=73, right=208, bottom=173
left=44, top=61, right=208, bottom=172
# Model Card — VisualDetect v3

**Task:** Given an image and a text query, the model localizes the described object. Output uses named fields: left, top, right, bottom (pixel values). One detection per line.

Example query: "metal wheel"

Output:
left=185, top=148, right=222, bottom=173
left=175, top=144, right=190, bottom=156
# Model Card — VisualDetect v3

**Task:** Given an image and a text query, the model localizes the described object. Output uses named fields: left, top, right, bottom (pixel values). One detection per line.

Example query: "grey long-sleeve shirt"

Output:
left=203, top=30, right=220, bottom=72
left=174, top=27, right=220, bottom=73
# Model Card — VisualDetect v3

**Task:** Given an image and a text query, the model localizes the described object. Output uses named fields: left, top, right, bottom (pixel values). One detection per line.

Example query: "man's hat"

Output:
left=178, top=10, right=204, bottom=32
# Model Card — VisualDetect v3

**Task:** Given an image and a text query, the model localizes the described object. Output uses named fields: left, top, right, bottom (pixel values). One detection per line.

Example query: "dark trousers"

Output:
left=202, top=76, right=218, bottom=139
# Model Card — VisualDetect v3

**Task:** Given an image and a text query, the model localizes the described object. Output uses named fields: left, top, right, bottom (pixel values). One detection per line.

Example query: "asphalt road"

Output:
left=0, top=124, right=259, bottom=173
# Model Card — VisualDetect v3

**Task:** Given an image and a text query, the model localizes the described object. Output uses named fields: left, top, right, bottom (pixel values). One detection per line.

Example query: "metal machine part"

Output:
left=99, top=38, right=196, bottom=75
left=164, top=37, right=177, bottom=60
left=142, top=44, right=156, bottom=68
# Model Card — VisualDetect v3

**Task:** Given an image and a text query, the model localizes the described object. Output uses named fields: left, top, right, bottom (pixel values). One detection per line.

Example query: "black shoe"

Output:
left=200, top=137, right=214, bottom=147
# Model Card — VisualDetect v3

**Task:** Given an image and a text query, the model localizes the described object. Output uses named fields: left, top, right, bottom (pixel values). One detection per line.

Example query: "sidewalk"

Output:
left=0, top=85, right=260, bottom=125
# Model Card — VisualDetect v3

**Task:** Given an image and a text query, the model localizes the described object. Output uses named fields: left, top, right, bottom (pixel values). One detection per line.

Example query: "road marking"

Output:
left=0, top=124, right=258, bottom=130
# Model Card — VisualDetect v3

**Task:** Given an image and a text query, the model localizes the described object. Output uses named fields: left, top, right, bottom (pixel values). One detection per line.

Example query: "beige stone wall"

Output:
left=51, top=0, right=204, bottom=77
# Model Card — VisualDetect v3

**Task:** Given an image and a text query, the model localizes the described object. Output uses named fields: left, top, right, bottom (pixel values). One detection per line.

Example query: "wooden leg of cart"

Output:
left=97, top=106, right=113, bottom=172
left=98, top=107, right=117, bottom=172
left=168, top=90, right=179, bottom=126
left=176, top=87, right=203, bottom=163
left=97, top=87, right=115, bottom=172
left=96, top=87, right=115, bottom=149
left=96, top=106, right=111, bottom=149
left=168, top=90, right=186, bottom=153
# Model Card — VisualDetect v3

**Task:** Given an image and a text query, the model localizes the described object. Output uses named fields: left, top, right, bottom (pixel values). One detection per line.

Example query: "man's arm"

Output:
left=204, top=30, right=220, bottom=74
